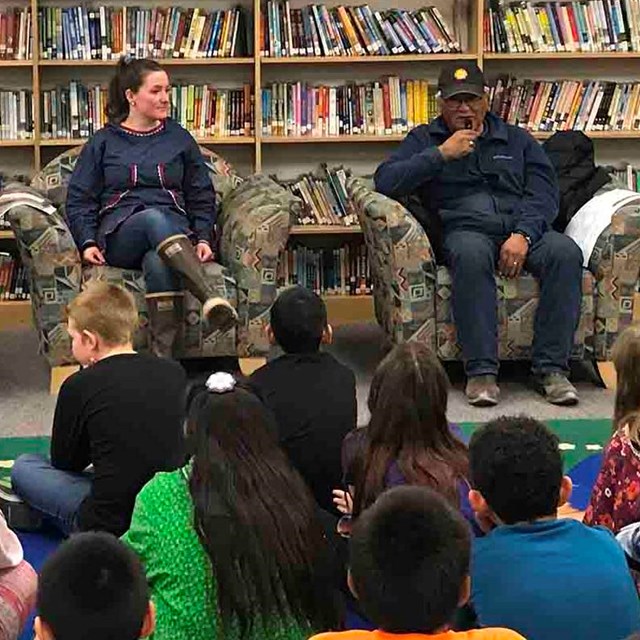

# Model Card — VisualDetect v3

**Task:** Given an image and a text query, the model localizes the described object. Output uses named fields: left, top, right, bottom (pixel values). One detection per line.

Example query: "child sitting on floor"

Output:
left=249, top=286, right=357, bottom=512
left=34, top=532, right=155, bottom=640
left=333, top=343, right=473, bottom=530
left=469, top=415, right=640, bottom=640
left=10, top=282, right=186, bottom=537
left=0, top=511, right=37, bottom=640
left=310, top=485, right=524, bottom=640
left=584, top=325, right=640, bottom=532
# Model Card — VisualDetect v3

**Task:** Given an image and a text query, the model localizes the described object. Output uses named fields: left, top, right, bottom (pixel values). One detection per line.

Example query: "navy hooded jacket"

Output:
left=374, top=112, right=559, bottom=245
left=65, top=118, right=216, bottom=250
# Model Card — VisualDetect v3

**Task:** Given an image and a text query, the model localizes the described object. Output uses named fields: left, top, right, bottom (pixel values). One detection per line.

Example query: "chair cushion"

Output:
left=81, top=262, right=238, bottom=358
left=435, top=267, right=596, bottom=360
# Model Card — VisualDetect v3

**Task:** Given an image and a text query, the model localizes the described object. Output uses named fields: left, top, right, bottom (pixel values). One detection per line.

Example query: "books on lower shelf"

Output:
left=278, top=243, right=371, bottom=295
left=41, top=82, right=253, bottom=140
left=0, top=90, right=34, bottom=140
left=260, top=2, right=460, bottom=58
left=0, top=8, right=32, bottom=60
left=485, top=0, right=640, bottom=53
left=0, top=254, right=29, bottom=301
left=262, top=77, right=436, bottom=137
left=279, top=165, right=358, bottom=226
left=489, top=76, right=640, bottom=132
left=38, top=6, right=252, bottom=61
left=608, top=164, right=640, bottom=190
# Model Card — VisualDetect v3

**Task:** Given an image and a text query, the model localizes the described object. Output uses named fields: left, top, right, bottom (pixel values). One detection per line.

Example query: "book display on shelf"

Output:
left=609, top=163, right=640, bottom=190
left=279, top=165, right=358, bottom=226
left=278, top=243, right=371, bottom=295
left=0, top=8, right=32, bottom=60
left=261, top=77, right=436, bottom=138
left=484, top=0, right=640, bottom=53
left=0, top=90, right=33, bottom=140
left=260, top=2, right=460, bottom=58
left=38, top=6, right=252, bottom=61
left=489, top=76, right=640, bottom=132
left=40, top=82, right=254, bottom=140
left=0, top=253, right=29, bottom=301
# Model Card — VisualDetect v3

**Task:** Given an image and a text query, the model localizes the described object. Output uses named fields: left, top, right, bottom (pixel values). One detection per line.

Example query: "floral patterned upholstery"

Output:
left=7, top=146, right=292, bottom=365
left=348, top=176, right=640, bottom=363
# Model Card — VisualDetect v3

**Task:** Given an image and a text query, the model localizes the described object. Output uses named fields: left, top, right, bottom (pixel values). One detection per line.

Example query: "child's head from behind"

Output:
left=35, top=532, right=153, bottom=640
left=354, top=343, right=467, bottom=515
left=350, top=485, right=471, bottom=634
left=268, top=286, right=329, bottom=354
left=66, top=282, right=138, bottom=365
left=185, top=373, right=340, bottom=633
left=613, top=325, right=640, bottom=430
left=469, top=415, right=571, bottom=525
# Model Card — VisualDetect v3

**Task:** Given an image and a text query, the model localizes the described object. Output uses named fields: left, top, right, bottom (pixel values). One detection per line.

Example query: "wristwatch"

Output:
left=513, top=231, right=532, bottom=246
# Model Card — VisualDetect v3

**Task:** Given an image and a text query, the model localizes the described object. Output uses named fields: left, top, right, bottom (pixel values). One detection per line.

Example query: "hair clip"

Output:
left=205, top=372, right=236, bottom=394
left=122, top=54, right=133, bottom=65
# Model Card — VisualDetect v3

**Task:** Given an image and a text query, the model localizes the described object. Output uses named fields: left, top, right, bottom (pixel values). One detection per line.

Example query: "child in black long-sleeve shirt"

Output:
left=249, top=286, right=357, bottom=513
left=10, top=282, right=186, bottom=536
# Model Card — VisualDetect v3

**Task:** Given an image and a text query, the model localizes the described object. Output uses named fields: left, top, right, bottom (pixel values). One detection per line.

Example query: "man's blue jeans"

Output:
left=105, top=208, right=191, bottom=293
left=443, top=229, right=583, bottom=377
left=11, top=454, right=92, bottom=536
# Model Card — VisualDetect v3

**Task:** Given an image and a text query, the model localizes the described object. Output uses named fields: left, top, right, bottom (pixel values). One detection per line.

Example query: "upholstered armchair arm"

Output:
left=347, top=176, right=437, bottom=346
left=587, top=195, right=640, bottom=360
left=3, top=187, right=81, bottom=366
left=217, top=174, right=297, bottom=356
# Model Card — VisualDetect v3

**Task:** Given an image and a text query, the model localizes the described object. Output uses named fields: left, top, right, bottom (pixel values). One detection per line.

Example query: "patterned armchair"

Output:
left=6, top=146, right=298, bottom=387
left=347, top=176, right=640, bottom=369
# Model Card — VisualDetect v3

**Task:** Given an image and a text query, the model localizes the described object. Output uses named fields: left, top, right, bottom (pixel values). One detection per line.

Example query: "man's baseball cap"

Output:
left=437, top=61, right=487, bottom=99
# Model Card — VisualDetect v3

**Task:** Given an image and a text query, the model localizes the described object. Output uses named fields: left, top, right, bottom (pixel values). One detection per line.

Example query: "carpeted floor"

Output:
left=0, top=324, right=616, bottom=437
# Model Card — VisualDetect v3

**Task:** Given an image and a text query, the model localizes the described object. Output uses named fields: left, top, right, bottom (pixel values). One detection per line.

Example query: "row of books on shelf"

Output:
left=490, top=77, right=640, bottom=131
left=39, top=6, right=251, bottom=61
left=0, top=8, right=31, bottom=61
left=609, top=163, right=640, bottom=190
left=485, top=0, right=640, bottom=53
left=43, top=83, right=254, bottom=140
left=279, top=165, right=359, bottom=226
left=261, top=78, right=436, bottom=137
left=0, top=254, right=30, bottom=301
left=6, top=77, right=640, bottom=141
left=261, top=2, right=460, bottom=58
left=278, top=244, right=371, bottom=296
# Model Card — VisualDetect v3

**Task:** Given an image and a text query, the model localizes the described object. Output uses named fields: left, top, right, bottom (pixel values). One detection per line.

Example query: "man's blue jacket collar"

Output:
left=427, top=112, right=509, bottom=142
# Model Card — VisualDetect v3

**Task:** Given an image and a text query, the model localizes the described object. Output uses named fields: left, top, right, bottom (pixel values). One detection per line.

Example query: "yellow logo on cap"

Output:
left=454, top=68, right=468, bottom=80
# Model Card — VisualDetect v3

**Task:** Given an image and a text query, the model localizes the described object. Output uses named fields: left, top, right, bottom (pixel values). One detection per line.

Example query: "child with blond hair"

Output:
left=10, top=282, right=186, bottom=537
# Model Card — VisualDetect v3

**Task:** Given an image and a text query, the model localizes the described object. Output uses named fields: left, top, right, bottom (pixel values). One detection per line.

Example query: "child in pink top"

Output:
left=0, top=511, right=37, bottom=640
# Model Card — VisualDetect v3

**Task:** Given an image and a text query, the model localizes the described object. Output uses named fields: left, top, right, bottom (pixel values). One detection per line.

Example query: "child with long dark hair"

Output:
left=585, top=325, right=640, bottom=532
left=66, top=56, right=236, bottom=357
left=122, top=372, right=342, bottom=640
left=334, top=343, right=472, bottom=525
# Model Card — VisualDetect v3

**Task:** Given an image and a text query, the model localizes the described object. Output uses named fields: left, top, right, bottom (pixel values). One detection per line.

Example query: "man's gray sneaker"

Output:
left=535, top=372, right=579, bottom=406
left=465, top=374, right=500, bottom=407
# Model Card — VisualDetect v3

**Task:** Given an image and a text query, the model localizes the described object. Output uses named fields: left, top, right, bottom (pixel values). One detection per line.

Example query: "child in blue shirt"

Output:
left=468, top=415, right=640, bottom=640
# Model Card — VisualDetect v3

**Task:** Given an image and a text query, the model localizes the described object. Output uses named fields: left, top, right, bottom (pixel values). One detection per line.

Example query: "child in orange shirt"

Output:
left=309, top=485, right=524, bottom=640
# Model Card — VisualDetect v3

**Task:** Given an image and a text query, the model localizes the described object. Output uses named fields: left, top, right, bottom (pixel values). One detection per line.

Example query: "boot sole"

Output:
left=466, top=392, right=499, bottom=407
left=203, top=298, right=239, bottom=334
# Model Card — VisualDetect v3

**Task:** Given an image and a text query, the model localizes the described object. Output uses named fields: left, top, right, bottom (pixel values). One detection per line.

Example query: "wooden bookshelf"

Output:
left=0, top=300, right=31, bottom=331
left=324, top=295, right=374, bottom=325
left=39, top=136, right=256, bottom=147
left=39, top=57, right=254, bottom=66
left=483, top=52, right=640, bottom=60
left=291, top=225, right=362, bottom=235
left=261, top=53, right=478, bottom=64
left=262, top=135, right=405, bottom=144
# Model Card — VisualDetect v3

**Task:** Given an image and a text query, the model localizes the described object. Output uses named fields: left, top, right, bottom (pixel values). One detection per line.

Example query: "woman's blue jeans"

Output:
left=104, top=208, right=191, bottom=293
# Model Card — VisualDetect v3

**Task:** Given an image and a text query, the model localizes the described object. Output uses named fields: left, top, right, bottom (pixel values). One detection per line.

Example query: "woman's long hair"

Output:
left=186, top=380, right=341, bottom=637
left=106, top=56, right=164, bottom=123
left=613, top=325, right=640, bottom=442
left=353, top=343, right=468, bottom=517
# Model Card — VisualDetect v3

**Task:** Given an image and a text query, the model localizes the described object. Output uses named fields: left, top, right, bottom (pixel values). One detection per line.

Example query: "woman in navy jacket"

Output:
left=65, top=57, right=237, bottom=357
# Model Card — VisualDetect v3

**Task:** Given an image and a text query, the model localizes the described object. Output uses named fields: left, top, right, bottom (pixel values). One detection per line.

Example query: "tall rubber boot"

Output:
left=156, top=234, right=238, bottom=334
left=145, top=292, right=184, bottom=358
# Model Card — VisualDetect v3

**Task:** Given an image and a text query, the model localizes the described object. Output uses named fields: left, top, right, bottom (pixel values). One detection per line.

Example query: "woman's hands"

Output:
left=332, top=489, right=354, bottom=515
left=82, top=246, right=106, bottom=265
left=196, top=241, right=214, bottom=263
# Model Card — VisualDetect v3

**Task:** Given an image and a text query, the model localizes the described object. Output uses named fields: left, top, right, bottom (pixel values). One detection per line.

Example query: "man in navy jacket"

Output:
left=374, top=62, right=582, bottom=406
